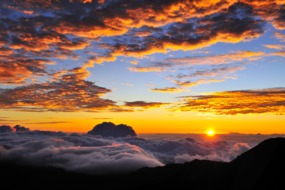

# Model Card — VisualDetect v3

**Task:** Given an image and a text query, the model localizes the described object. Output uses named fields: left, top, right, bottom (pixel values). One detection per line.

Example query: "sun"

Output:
left=206, top=129, right=215, bottom=137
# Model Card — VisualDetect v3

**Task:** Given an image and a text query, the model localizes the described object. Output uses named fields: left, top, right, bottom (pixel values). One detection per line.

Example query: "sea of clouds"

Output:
left=0, top=127, right=283, bottom=174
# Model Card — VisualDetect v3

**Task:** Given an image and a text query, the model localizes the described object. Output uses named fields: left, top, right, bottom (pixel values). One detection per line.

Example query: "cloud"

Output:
left=105, top=3, right=264, bottom=63
left=129, top=51, right=263, bottom=73
left=0, top=129, right=256, bottom=174
left=173, top=65, right=245, bottom=79
left=174, top=88, right=285, bottom=115
left=128, top=66, right=168, bottom=73
left=263, top=44, right=285, bottom=50
left=166, top=51, right=264, bottom=66
left=174, top=142, right=250, bottom=163
left=275, top=32, right=285, bottom=42
left=0, top=0, right=282, bottom=71
left=24, top=121, right=73, bottom=125
left=271, top=51, right=285, bottom=57
left=0, top=52, right=52, bottom=85
left=0, top=133, right=162, bottom=174
left=129, top=52, right=260, bottom=92
left=174, top=79, right=225, bottom=88
left=150, top=65, right=245, bottom=93
left=0, top=0, right=284, bottom=111
left=93, top=118, right=112, bottom=120
left=130, top=60, right=138, bottom=65
left=124, top=101, right=169, bottom=108
left=151, top=87, right=184, bottom=93
left=0, top=65, right=119, bottom=112
left=271, top=7, right=285, bottom=30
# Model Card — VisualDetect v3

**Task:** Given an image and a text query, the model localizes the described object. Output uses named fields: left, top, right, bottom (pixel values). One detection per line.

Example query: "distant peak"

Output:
left=87, top=122, right=137, bottom=138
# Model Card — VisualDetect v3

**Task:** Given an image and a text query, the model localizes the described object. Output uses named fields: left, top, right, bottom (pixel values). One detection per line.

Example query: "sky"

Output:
left=0, top=0, right=285, bottom=134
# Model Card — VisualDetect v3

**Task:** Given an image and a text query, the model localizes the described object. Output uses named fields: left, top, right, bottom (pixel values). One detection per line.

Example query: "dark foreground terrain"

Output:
left=1, top=138, right=285, bottom=190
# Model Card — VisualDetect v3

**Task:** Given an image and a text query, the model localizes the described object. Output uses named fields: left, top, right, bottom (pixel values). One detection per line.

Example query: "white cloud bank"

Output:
left=0, top=130, right=253, bottom=174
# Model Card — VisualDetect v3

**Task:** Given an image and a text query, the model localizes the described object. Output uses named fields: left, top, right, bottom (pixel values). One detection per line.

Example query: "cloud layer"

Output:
left=0, top=127, right=263, bottom=174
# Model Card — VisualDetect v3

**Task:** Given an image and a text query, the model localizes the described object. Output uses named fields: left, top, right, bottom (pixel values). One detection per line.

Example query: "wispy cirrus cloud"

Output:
left=132, top=53, right=249, bottom=92
left=263, top=44, right=285, bottom=50
left=129, top=51, right=263, bottom=73
left=174, top=88, right=285, bottom=115
left=151, top=87, right=184, bottom=93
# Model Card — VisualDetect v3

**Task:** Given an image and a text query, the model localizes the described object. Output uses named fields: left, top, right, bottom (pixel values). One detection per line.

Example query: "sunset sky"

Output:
left=0, top=0, right=285, bottom=134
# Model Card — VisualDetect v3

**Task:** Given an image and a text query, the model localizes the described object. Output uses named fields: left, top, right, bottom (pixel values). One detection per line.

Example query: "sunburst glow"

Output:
left=206, top=129, right=215, bottom=137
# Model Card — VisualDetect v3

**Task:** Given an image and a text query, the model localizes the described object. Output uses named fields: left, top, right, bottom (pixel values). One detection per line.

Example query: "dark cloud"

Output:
left=174, top=88, right=285, bottom=115
left=151, top=87, right=183, bottom=93
left=101, top=3, right=264, bottom=62
left=124, top=101, right=168, bottom=108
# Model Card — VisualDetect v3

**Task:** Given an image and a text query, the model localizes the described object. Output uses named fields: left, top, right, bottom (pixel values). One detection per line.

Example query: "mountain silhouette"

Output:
left=87, top=122, right=137, bottom=137
left=1, top=138, right=284, bottom=190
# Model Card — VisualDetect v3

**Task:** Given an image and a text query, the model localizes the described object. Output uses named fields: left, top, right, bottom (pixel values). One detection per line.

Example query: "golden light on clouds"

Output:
left=176, top=88, right=285, bottom=115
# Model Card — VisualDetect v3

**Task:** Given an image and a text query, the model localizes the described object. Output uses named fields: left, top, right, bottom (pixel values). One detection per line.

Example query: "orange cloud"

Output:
left=175, top=88, right=285, bottom=115
left=0, top=51, right=52, bottom=85
left=0, top=69, right=118, bottom=112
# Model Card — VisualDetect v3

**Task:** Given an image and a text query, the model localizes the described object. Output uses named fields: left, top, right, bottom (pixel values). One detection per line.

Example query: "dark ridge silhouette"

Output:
left=1, top=138, right=284, bottom=190
left=0, top=125, right=30, bottom=133
left=87, top=122, right=137, bottom=137
left=0, top=125, right=12, bottom=133
left=13, top=125, right=30, bottom=132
